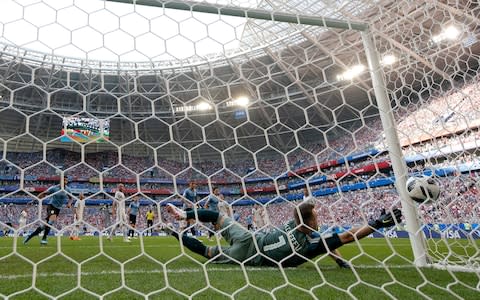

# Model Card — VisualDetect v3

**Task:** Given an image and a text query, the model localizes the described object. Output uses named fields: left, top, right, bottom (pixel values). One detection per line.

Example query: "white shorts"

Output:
left=19, top=220, right=26, bottom=229
left=116, top=209, right=128, bottom=224
left=74, top=214, right=83, bottom=223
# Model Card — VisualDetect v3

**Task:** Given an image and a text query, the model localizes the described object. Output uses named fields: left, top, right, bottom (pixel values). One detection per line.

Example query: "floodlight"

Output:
left=235, top=96, right=250, bottom=106
left=197, top=102, right=212, bottom=111
left=382, top=54, right=397, bottom=65
left=337, top=64, right=366, bottom=81
left=432, top=25, right=461, bottom=43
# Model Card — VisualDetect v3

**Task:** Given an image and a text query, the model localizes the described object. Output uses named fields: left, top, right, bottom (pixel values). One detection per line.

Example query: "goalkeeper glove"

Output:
left=369, top=208, right=402, bottom=229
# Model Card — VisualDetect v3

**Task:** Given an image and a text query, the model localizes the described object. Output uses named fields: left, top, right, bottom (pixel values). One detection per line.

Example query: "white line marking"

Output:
left=0, top=265, right=422, bottom=280
left=0, top=245, right=181, bottom=249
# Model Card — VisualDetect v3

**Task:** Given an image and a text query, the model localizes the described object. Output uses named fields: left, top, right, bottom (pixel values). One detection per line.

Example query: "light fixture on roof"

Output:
left=336, top=64, right=366, bottom=81
left=381, top=54, right=397, bottom=66
left=225, top=96, right=250, bottom=107
left=432, top=25, right=461, bottom=44
left=196, top=101, right=212, bottom=111
left=174, top=101, right=213, bottom=112
left=234, top=96, right=250, bottom=106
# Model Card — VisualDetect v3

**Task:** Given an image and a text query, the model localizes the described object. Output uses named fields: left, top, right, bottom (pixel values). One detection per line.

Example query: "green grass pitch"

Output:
left=0, top=236, right=478, bottom=299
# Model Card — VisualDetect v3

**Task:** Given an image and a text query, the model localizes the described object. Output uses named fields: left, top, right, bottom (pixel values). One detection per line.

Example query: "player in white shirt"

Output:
left=253, top=204, right=265, bottom=230
left=217, top=194, right=231, bottom=218
left=302, top=187, right=350, bottom=268
left=70, top=193, right=85, bottom=241
left=18, top=209, right=28, bottom=236
left=108, top=184, right=130, bottom=242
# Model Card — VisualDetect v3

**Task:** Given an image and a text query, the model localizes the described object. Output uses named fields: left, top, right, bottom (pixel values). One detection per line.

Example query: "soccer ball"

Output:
left=406, top=176, right=440, bottom=203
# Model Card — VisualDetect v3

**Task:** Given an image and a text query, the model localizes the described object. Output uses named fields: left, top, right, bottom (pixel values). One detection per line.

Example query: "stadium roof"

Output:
left=0, top=0, right=372, bottom=70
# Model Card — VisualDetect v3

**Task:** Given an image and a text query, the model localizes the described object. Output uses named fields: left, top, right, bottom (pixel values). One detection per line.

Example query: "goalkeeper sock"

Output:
left=181, top=235, right=208, bottom=258
left=336, top=258, right=350, bottom=269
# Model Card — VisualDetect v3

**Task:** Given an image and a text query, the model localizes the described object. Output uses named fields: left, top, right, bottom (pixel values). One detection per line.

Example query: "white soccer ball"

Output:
left=406, top=176, right=440, bottom=203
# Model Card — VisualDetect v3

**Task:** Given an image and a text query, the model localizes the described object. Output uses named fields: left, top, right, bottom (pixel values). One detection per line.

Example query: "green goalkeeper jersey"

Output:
left=255, top=220, right=309, bottom=265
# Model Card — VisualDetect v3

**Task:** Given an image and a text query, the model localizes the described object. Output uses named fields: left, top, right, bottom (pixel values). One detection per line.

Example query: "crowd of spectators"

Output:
left=1, top=89, right=478, bottom=183
left=392, top=77, right=480, bottom=145
left=1, top=78, right=480, bottom=236
left=402, top=129, right=480, bottom=157
left=1, top=172, right=478, bottom=236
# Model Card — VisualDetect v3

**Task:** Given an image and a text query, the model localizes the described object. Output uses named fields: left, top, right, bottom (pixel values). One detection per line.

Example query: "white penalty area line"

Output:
left=0, top=265, right=420, bottom=280
left=0, top=245, right=181, bottom=249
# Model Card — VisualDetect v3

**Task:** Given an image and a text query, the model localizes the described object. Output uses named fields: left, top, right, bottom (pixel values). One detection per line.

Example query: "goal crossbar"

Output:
left=106, top=0, right=368, bottom=31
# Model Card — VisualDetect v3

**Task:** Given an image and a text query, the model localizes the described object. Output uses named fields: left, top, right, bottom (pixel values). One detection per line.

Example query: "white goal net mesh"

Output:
left=0, top=0, right=479, bottom=299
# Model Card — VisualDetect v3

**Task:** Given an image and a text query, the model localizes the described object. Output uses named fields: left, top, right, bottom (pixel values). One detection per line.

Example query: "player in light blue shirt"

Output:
left=182, top=181, right=198, bottom=210
left=246, top=215, right=253, bottom=231
left=128, top=196, right=141, bottom=238
left=204, top=187, right=221, bottom=212
left=233, top=210, right=241, bottom=222
left=24, top=177, right=72, bottom=245
left=182, top=181, right=198, bottom=236
left=204, top=186, right=222, bottom=240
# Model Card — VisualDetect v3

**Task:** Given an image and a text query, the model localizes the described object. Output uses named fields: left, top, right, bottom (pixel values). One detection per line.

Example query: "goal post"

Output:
left=362, top=31, right=428, bottom=267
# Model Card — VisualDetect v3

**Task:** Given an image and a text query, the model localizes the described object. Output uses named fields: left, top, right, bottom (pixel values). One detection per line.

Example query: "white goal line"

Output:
left=0, top=265, right=422, bottom=280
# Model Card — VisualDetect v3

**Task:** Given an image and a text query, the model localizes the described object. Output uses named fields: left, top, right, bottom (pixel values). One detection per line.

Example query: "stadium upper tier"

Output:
left=0, top=123, right=477, bottom=181
left=0, top=130, right=477, bottom=201
left=0, top=73, right=479, bottom=155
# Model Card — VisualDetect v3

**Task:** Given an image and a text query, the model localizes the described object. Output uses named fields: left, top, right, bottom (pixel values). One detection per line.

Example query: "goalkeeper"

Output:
left=165, top=202, right=402, bottom=267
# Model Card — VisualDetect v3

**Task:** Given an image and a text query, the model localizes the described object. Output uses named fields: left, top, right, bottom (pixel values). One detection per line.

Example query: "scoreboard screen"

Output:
left=61, top=117, right=109, bottom=143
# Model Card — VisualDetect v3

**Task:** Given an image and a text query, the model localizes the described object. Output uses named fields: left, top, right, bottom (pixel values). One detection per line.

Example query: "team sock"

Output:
left=181, top=235, right=208, bottom=258
left=24, top=226, right=43, bottom=243
left=42, top=221, right=54, bottom=240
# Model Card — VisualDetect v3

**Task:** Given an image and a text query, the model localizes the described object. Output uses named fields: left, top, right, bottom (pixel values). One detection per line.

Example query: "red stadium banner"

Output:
left=330, top=161, right=391, bottom=179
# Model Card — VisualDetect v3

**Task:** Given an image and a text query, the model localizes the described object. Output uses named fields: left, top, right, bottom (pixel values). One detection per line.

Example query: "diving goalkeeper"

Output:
left=165, top=202, right=402, bottom=267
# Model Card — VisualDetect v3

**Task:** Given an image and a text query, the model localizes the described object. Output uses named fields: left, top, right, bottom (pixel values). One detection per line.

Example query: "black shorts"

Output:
left=147, top=220, right=153, bottom=227
left=46, top=204, right=60, bottom=221
left=129, top=214, right=137, bottom=225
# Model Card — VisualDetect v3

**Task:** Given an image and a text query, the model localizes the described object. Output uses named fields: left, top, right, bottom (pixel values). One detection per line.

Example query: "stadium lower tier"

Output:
left=0, top=164, right=473, bottom=202
left=2, top=179, right=478, bottom=231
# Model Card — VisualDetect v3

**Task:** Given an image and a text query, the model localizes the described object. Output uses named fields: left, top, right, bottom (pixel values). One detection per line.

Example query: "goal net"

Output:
left=0, top=0, right=479, bottom=298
